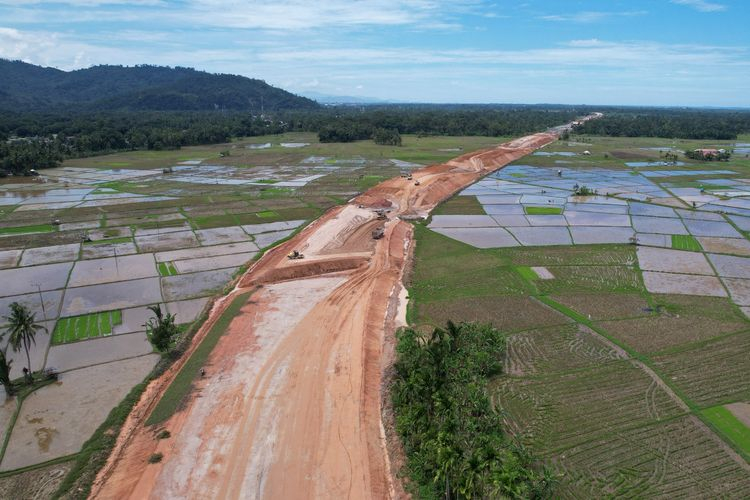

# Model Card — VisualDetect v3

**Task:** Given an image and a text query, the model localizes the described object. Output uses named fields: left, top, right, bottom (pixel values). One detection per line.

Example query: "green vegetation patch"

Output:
left=356, top=175, right=386, bottom=191
left=52, top=311, right=123, bottom=344
left=432, top=195, right=487, bottom=215
left=259, top=187, right=294, bottom=198
left=671, top=234, right=702, bottom=251
left=516, top=265, right=539, bottom=281
left=256, top=210, right=278, bottom=218
left=0, top=224, right=55, bottom=235
left=525, top=206, right=563, bottom=215
left=158, top=261, right=178, bottom=277
left=146, top=291, right=252, bottom=426
left=393, top=322, right=553, bottom=498
left=702, top=405, right=750, bottom=456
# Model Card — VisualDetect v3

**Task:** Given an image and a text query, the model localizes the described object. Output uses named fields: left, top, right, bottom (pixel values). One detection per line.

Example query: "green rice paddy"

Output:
left=525, top=206, right=563, bottom=215
left=52, top=310, right=123, bottom=344
left=158, top=261, right=179, bottom=276
left=0, top=224, right=55, bottom=235
left=702, top=405, right=750, bottom=456
left=671, top=234, right=702, bottom=251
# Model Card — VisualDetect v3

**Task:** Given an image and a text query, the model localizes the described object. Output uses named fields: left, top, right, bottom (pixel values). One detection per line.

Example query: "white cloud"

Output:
left=670, top=0, right=727, bottom=12
left=0, top=0, right=164, bottom=5
left=540, top=10, right=647, bottom=23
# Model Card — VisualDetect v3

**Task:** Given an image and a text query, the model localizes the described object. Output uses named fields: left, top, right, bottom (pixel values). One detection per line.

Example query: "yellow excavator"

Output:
left=287, top=250, right=304, bottom=260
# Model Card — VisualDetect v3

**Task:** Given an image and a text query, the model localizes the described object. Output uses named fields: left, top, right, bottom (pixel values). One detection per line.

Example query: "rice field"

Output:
left=52, top=310, right=123, bottom=344
left=408, top=135, right=750, bottom=497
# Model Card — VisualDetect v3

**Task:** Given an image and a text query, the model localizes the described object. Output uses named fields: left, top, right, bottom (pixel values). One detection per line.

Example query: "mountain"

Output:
left=0, top=60, right=319, bottom=112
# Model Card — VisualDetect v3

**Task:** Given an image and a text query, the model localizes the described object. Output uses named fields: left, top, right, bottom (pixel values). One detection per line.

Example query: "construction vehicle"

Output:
left=372, top=227, right=385, bottom=240
left=287, top=250, right=304, bottom=260
left=407, top=174, right=413, bottom=180
left=414, top=180, right=420, bottom=186
left=375, top=209, right=387, bottom=220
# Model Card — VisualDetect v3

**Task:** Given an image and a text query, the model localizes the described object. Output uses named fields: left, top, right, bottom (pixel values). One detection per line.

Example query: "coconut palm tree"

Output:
left=3, top=302, right=46, bottom=383
left=0, top=350, right=12, bottom=397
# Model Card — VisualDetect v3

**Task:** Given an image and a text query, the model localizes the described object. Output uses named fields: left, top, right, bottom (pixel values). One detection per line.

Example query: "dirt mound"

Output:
left=252, top=255, right=369, bottom=284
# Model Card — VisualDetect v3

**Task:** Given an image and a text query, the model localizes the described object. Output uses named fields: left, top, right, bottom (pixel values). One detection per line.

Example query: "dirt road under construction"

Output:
left=92, top=118, right=596, bottom=499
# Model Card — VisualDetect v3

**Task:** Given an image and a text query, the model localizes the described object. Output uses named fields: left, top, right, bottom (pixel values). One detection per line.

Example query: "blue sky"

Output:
left=1, top=0, right=748, bottom=106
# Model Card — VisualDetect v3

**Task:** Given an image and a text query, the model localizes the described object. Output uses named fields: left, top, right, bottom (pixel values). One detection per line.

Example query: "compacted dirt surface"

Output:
left=91, top=118, right=596, bottom=500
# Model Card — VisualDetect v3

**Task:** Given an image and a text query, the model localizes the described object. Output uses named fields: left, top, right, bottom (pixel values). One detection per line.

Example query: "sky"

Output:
left=0, top=0, right=748, bottom=107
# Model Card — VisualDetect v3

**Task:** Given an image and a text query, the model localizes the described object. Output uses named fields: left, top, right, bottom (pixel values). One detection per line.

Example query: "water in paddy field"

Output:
left=533, top=151, right=578, bottom=157
left=626, top=161, right=687, bottom=167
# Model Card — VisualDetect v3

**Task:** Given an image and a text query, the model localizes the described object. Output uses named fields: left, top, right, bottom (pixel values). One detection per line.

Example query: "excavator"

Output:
left=371, top=227, right=385, bottom=240
left=287, top=250, right=304, bottom=260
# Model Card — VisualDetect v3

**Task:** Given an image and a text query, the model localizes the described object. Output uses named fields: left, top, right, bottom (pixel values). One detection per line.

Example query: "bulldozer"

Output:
left=287, top=250, right=304, bottom=260
left=371, top=227, right=385, bottom=240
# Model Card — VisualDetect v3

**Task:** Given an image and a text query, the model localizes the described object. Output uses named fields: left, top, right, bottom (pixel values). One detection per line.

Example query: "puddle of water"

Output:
left=533, top=151, right=578, bottom=157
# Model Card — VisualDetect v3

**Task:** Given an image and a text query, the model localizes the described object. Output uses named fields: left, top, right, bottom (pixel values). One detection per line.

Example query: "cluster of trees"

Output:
left=392, top=321, right=553, bottom=499
left=684, top=149, right=732, bottom=161
left=0, top=139, right=63, bottom=175
left=373, top=128, right=402, bottom=146
left=573, top=109, right=750, bottom=140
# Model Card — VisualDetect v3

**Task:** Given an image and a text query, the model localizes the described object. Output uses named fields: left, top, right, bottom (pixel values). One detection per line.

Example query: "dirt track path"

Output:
left=92, top=118, right=598, bottom=499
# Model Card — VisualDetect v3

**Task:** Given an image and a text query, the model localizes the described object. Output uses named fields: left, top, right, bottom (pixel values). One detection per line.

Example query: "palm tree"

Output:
left=0, top=350, right=12, bottom=397
left=3, top=302, right=46, bottom=383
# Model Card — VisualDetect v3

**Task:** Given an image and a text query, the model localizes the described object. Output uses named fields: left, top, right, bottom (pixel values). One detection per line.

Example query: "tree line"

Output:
left=3, top=105, right=750, bottom=175
left=573, top=109, right=750, bottom=140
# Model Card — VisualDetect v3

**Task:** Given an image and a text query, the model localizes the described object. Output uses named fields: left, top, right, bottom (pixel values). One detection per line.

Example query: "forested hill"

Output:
left=0, top=60, right=319, bottom=112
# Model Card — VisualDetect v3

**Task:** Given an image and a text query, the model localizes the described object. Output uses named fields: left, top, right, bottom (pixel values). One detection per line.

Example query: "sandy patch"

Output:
left=1, top=355, right=158, bottom=471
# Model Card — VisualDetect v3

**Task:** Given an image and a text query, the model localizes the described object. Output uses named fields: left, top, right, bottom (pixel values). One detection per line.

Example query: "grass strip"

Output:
left=671, top=234, right=702, bottom=251
left=0, top=224, right=55, bottom=235
left=516, top=265, right=540, bottom=281
left=146, top=291, right=252, bottom=426
left=256, top=210, right=278, bottom=218
left=525, top=206, right=563, bottom=215
left=702, top=405, right=750, bottom=455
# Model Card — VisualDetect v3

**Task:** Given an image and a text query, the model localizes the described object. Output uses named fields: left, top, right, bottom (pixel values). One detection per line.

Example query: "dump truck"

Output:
left=287, top=250, right=304, bottom=260
left=372, top=227, right=385, bottom=240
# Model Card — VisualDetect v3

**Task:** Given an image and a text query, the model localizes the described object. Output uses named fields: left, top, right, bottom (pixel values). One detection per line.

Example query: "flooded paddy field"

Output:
left=415, top=134, right=750, bottom=497
left=0, top=132, right=497, bottom=475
